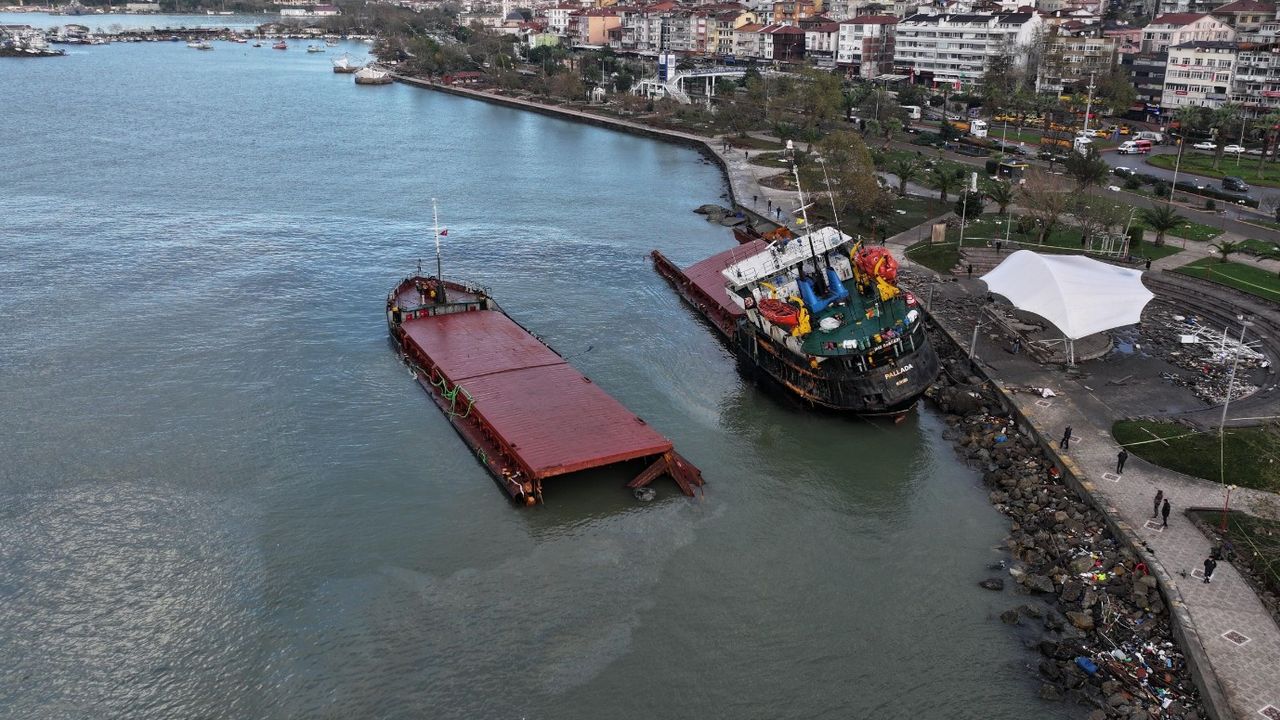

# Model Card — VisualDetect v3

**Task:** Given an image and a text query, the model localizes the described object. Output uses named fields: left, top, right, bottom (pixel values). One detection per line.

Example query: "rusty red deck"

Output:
left=400, top=309, right=672, bottom=479
left=651, top=240, right=765, bottom=338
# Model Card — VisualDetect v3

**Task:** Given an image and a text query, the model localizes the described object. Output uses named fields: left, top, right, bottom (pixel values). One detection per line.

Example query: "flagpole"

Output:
left=432, top=197, right=446, bottom=303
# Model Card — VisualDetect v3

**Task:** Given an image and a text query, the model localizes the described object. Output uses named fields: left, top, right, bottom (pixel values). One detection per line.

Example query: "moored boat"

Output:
left=353, top=65, right=392, bottom=85
left=272, top=40, right=286, bottom=50
left=306, top=44, right=325, bottom=53
left=331, top=52, right=359, bottom=73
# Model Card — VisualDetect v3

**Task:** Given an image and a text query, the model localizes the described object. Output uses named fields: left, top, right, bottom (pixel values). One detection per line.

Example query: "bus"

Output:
left=901, top=105, right=922, bottom=121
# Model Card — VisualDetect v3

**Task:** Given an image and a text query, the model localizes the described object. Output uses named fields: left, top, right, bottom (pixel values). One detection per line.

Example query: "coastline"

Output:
left=393, top=71, right=1238, bottom=720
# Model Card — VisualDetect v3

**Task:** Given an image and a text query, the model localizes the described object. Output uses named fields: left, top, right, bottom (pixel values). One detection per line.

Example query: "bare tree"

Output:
left=1018, top=171, right=1070, bottom=244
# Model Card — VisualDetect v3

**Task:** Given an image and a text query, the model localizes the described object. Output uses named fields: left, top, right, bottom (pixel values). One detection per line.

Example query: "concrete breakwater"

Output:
left=389, top=74, right=1227, bottom=718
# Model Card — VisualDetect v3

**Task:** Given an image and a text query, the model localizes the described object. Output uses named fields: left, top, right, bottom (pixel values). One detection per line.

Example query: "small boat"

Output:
left=306, top=44, right=325, bottom=53
left=194, top=41, right=213, bottom=50
left=332, top=52, right=359, bottom=73
left=252, top=41, right=262, bottom=47
left=272, top=40, right=286, bottom=50
left=354, top=65, right=392, bottom=85
left=756, top=298, right=800, bottom=329
left=324, top=37, right=338, bottom=46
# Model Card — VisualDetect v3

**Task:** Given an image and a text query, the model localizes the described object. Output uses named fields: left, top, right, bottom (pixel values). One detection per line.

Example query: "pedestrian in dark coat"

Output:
left=967, top=263, right=973, bottom=278
left=1203, top=557, right=1217, bottom=583
left=1116, top=448, right=1129, bottom=474
left=1152, top=488, right=1164, bottom=518
left=1060, top=425, right=1073, bottom=450
left=1161, top=498, right=1171, bottom=527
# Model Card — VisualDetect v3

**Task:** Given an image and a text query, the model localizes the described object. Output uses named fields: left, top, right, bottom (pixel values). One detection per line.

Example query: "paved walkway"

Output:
left=921, top=274, right=1280, bottom=720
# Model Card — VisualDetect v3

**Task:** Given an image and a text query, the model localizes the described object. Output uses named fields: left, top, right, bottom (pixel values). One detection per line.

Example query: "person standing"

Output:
left=966, top=263, right=973, bottom=278
left=1152, top=488, right=1164, bottom=518
left=1161, top=498, right=1171, bottom=528
left=1060, top=425, right=1073, bottom=450
left=1116, top=448, right=1129, bottom=474
left=1203, top=557, right=1217, bottom=583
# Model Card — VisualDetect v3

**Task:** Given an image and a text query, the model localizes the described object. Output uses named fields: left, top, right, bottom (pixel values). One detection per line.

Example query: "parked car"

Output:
left=1175, top=178, right=1210, bottom=192
left=1112, top=166, right=1137, bottom=177
left=1245, top=147, right=1273, bottom=156
left=1192, top=141, right=1217, bottom=150
left=1223, top=144, right=1246, bottom=154
left=1223, top=176, right=1250, bottom=192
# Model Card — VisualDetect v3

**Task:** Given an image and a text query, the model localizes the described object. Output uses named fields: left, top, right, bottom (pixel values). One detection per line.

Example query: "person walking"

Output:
left=966, top=263, right=973, bottom=278
left=1161, top=498, right=1171, bottom=528
left=1060, top=425, right=1072, bottom=450
left=1203, top=556, right=1217, bottom=583
left=1116, top=448, right=1129, bottom=474
left=1152, top=488, right=1164, bottom=518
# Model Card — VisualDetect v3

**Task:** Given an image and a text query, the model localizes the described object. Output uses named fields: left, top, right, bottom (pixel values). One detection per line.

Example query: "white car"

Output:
left=1192, top=141, right=1217, bottom=150
left=1223, top=144, right=1246, bottom=154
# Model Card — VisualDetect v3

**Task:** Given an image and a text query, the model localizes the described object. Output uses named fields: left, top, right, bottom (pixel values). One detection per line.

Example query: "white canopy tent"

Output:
left=980, top=250, right=1154, bottom=362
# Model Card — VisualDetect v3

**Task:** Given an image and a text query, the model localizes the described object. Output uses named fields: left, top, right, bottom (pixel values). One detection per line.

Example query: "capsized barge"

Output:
left=652, top=226, right=940, bottom=416
left=387, top=276, right=703, bottom=504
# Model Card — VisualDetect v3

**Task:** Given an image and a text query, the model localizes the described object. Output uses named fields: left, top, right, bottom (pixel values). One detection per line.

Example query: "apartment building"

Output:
left=1161, top=39, right=1237, bottom=107
left=892, top=13, right=1044, bottom=87
left=1038, top=33, right=1118, bottom=94
left=835, top=15, right=897, bottom=77
left=1140, top=13, right=1235, bottom=53
left=805, top=19, right=841, bottom=62
left=1209, top=0, right=1276, bottom=33
left=1229, top=41, right=1280, bottom=113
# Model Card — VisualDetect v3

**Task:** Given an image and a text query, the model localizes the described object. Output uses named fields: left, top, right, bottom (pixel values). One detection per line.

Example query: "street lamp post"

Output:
left=1169, top=134, right=1186, bottom=204
left=1219, top=316, right=1252, bottom=499
left=1220, top=483, right=1237, bottom=532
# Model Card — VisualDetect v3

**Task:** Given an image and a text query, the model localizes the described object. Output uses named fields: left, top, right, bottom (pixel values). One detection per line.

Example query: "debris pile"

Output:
left=1129, top=305, right=1266, bottom=405
left=926, top=333, right=1206, bottom=719
left=693, top=204, right=747, bottom=227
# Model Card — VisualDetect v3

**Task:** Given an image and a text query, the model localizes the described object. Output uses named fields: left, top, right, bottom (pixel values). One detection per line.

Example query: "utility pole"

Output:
left=1081, top=72, right=1096, bottom=135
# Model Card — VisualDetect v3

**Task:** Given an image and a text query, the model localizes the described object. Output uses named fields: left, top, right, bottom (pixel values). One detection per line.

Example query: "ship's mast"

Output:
left=791, top=163, right=831, bottom=286
left=432, top=197, right=446, bottom=303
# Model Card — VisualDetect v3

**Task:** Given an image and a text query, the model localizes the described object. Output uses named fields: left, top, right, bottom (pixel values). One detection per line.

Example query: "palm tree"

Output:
left=985, top=180, right=1014, bottom=215
left=1138, top=203, right=1182, bottom=247
left=1064, top=147, right=1110, bottom=190
left=1210, top=240, right=1244, bottom=263
left=1209, top=103, right=1243, bottom=171
left=930, top=167, right=962, bottom=202
left=890, top=156, right=921, bottom=196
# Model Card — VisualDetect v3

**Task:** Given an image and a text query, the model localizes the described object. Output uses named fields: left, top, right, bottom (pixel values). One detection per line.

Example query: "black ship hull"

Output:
left=732, top=318, right=940, bottom=415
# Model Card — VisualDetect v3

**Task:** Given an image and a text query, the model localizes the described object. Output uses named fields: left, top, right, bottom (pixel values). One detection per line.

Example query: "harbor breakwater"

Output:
left=390, top=73, right=1226, bottom=718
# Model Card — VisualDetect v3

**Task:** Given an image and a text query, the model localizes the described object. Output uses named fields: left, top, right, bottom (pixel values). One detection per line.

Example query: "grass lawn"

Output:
left=1174, top=257, right=1280, bottom=302
left=883, top=196, right=951, bottom=236
left=1148, top=152, right=1280, bottom=187
left=1188, top=510, right=1280, bottom=598
left=1132, top=216, right=1223, bottom=243
left=726, top=135, right=783, bottom=151
left=905, top=239, right=960, bottom=273
left=1240, top=238, right=1280, bottom=257
left=1113, top=420, right=1280, bottom=493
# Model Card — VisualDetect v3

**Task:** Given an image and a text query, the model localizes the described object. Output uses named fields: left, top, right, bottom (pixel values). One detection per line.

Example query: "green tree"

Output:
left=1138, top=203, right=1183, bottom=247
left=1018, top=170, right=1070, bottom=244
left=817, top=131, right=893, bottom=231
left=929, top=166, right=964, bottom=202
left=890, top=156, right=921, bottom=196
left=1095, top=69, right=1137, bottom=118
left=982, top=42, right=1020, bottom=115
left=984, top=180, right=1014, bottom=215
left=955, top=189, right=986, bottom=218
left=1064, top=147, right=1111, bottom=189
left=1210, top=239, right=1244, bottom=263
left=1208, top=103, right=1244, bottom=171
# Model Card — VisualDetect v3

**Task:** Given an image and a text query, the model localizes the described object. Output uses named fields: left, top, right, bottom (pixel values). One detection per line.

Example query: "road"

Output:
left=892, top=134, right=1280, bottom=240
left=1100, top=145, right=1280, bottom=212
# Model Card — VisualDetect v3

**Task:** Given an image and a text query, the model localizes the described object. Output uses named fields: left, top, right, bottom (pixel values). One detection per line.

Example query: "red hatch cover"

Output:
left=401, top=310, right=672, bottom=479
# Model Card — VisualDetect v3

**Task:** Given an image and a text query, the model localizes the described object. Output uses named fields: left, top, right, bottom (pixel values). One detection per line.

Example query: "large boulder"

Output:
left=1023, top=573, right=1055, bottom=594
left=1067, top=610, right=1095, bottom=630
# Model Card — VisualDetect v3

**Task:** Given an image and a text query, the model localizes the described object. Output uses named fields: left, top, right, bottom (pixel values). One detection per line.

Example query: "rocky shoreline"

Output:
left=923, top=323, right=1207, bottom=719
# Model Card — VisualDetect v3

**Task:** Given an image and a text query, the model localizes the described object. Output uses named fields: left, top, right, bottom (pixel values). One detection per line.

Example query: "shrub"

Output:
left=1123, top=177, right=1142, bottom=190
left=1206, top=198, right=1217, bottom=210
left=1153, top=181, right=1169, bottom=197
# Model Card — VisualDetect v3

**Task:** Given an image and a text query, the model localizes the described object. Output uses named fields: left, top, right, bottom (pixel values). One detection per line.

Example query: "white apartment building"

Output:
left=1140, top=13, right=1235, bottom=53
left=836, top=15, right=897, bottom=78
left=1231, top=42, right=1280, bottom=114
left=1162, top=40, right=1237, bottom=107
left=544, top=5, right=576, bottom=35
left=805, top=20, right=840, bottom=62
left=892, top=13, right=1045, bottom=87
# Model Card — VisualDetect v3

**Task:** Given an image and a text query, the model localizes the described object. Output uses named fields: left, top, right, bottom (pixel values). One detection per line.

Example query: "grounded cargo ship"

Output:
left=387, top=273, right=703, bottom=504
left=653, top=225, right=939, bottom=416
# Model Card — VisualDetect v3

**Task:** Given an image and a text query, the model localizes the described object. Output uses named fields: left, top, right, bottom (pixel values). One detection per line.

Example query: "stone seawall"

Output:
left=922, top=305, right=1232, bottom=720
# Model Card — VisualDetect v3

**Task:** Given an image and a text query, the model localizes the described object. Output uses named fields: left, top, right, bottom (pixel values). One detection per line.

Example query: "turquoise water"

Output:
left=0, top=43, right=1079, bottom=719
